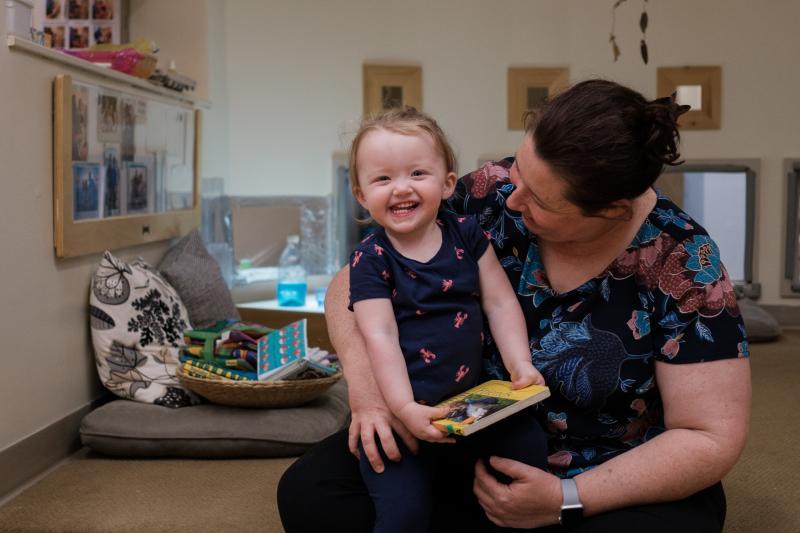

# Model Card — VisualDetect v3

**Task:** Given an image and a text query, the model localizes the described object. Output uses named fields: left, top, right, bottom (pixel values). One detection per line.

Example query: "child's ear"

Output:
left=442, top=172, right=458, bottom=199
left=353, top=187, right=368, bottom=210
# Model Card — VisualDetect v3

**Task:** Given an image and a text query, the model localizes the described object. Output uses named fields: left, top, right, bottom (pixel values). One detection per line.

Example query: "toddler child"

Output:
left=348, top=107, right=548, bottom=533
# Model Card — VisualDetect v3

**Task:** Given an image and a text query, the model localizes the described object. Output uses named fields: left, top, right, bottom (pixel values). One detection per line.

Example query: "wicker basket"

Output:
left=176, top=365, right=342, bottom=408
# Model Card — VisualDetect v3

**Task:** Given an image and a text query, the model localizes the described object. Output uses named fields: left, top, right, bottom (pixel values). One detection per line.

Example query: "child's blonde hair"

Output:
left=348, top=106, right=457, bottom=199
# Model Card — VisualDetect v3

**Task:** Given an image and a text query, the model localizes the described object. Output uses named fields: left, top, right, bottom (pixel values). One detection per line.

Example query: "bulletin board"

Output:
left=53, top=74, right=200, bottom=258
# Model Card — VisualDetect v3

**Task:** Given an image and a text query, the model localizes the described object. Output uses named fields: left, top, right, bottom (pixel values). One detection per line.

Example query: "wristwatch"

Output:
left=559, top=477, right=584, bottom=527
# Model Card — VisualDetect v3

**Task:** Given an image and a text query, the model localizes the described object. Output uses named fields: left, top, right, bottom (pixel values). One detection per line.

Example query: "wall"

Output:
left=207, top=0, right=800, bottom=306
left=0, top=1, right=207, bottom=455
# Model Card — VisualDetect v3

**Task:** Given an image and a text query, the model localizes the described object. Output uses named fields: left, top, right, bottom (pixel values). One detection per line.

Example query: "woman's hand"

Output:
left=473, top=456, right=562, bottom=528
left=396, top=402, right=456, bottom=444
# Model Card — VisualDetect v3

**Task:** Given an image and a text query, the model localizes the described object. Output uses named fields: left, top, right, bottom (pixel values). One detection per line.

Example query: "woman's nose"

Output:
left=506, top=186, right=525, bottom=212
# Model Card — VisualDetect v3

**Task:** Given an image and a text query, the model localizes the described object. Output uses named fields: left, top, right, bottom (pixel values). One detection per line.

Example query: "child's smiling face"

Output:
left=354, top=128, right=456, bottom=240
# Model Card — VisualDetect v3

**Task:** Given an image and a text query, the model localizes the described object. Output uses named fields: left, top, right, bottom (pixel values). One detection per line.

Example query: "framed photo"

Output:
left=507, top=67, right=569, bottom=130
left=36, top=0, right=121, bottom=49
left=72, top=162, right=100, bottom=220
left=363, top=65, right=422, bottom=116
left=53, top=74, right=201, bottom=258
left=657, top=66, right=721, bottom=130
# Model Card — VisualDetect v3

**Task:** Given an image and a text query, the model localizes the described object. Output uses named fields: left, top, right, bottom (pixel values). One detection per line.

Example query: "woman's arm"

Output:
left=473, top=357, right=751, bottom=527
left=352, top=299, right=452, bottom=443
left=324, top=267, right=418, bottom=472
left=478, top=246, right=544, bottom=387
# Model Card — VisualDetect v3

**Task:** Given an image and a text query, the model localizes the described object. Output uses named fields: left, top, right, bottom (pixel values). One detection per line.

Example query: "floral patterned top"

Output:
left=447, top=158, right=749, bottom=477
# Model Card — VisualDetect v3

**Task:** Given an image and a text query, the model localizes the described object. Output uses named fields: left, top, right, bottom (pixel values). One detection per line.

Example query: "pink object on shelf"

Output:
left=61, top=48, right=157, bottom=79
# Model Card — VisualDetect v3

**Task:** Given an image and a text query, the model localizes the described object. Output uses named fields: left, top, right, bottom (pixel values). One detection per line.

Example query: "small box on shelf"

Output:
left=4, top=0, right=33, bottom=39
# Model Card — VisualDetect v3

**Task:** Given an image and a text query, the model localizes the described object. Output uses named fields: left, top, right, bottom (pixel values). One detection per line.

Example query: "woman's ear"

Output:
left=600, top=199, right=634, bottom=221
left=442, top=172, right=458, bottom=199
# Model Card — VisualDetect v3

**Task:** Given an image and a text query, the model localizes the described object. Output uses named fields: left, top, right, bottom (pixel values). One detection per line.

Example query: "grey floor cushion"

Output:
left=80, top=381, right=349, bottom=458
left=738, top=297, right=781, bottom=342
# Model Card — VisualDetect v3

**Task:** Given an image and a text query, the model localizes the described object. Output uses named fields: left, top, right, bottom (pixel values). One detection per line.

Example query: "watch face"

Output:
left=559, top=506, right=584, bottom=527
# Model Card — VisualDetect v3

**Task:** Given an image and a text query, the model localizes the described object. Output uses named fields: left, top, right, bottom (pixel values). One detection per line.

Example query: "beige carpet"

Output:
left=0, top=332, right=797, bottom=533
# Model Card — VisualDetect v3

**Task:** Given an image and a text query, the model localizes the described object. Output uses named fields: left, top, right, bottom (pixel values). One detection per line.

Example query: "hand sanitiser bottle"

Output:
left=277, top=235, right=307, bottom=306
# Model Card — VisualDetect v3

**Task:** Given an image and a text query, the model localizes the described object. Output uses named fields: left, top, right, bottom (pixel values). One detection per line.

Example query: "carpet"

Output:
left=0, top=332, right=797, bottom=532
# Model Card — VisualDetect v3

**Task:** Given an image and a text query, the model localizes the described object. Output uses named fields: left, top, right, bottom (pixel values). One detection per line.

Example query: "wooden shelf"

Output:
left=6, top=34, right=211, bottom=108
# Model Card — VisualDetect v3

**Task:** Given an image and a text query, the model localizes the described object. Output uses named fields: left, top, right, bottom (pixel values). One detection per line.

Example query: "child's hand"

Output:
left=396, top=402, right=456, bottom=444
left=509, top=362, right=546, bottom=389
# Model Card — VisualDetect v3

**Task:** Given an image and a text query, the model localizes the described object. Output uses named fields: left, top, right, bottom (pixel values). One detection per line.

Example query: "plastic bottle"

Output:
left=277, top=235, right=307, bottom=306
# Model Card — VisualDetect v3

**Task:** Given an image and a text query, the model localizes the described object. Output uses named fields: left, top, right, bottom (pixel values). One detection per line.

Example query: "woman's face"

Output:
left=506, top=134, right=593, bottom=243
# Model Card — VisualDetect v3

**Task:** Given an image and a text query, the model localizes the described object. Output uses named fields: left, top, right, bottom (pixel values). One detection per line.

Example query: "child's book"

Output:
left=257, top=319, right=309, bottom=380
left=432, top=380, right=551, bottom=436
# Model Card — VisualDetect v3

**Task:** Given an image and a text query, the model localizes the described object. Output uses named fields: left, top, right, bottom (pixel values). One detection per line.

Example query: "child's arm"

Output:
left=478, top=246, right=545, bottom=388
left=352, top=298, right=453, bottom=443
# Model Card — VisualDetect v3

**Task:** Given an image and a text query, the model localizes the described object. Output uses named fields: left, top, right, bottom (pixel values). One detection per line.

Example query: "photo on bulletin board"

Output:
left=53, top=74, right=201, bottom=258
left=71, top=84, right=89, bottom=161
left=68, top=25, right=89, bottom=48
left=102, top=146, right=121, bottom=217
left=73, top=162, right=100, bottom=220
left=68, top=0, right=88, bottom=19
left=97, top=92, right=120, bottom=142
left=125, top=162, right=150, bottom=214
left=46, top=0, right=63, bottom=19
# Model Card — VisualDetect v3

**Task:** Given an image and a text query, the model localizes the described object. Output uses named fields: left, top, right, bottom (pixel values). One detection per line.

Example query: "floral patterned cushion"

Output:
left=89, top=251, right=199, bottom=407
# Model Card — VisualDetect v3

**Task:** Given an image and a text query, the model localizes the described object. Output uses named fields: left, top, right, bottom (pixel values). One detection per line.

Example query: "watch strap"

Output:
left=559, top=477, right=583, bottom=526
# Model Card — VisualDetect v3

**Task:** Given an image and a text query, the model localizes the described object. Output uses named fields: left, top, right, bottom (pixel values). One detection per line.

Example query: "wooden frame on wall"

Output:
left=657, top=66, right=721, bottom=130
left=507, top=67, right=569, bottom=130
left=53, top=74, right=201, bottom=258
left=363, top=64, right=422, bottom=116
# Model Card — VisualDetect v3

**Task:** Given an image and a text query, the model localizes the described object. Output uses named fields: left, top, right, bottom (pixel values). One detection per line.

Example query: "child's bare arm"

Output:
left=353, top=298, right=452, bottom=443
left=477, top=247, right=545, bottom=388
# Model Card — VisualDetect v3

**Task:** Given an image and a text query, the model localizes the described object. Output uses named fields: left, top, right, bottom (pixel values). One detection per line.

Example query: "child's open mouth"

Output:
left=390, top=202, right=418, bottom=217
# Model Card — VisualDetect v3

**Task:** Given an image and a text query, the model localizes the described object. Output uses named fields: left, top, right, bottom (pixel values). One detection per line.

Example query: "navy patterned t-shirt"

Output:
left=448, top=158, right=749, bottom=477
left=349, top=211, right=490, bottom=406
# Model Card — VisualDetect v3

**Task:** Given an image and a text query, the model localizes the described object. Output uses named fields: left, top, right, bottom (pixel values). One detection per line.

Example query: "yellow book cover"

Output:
left=432, top=380, right=550, bottom=436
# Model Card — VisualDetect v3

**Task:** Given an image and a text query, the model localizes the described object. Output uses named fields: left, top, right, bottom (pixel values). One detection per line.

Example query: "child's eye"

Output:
left=373, top=175, right=391, bottom=183
left=411, top=170, right=426, bottom=177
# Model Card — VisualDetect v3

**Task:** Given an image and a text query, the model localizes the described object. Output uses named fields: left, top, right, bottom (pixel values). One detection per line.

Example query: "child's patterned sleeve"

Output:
left=455, top=214, right=491, bottom=262
left=348, top=247, right=393, bottom=311
left=651, top=235, right=749, bottom=363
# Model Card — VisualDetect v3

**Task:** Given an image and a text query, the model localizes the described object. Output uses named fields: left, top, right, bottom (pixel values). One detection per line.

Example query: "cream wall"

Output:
left=208, top=0, right=800, bottom=306
left=0, top=1, right=206, bottom=452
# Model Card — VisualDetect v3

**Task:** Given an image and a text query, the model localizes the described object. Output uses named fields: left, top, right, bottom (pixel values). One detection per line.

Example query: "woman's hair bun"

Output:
left=643, top=93, right=690, bottom=167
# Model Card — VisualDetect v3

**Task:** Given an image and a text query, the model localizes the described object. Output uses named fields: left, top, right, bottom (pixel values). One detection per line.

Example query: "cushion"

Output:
left=158, top=230, right=240, bottom=328
left=80, top=380, right=350, bottom=458
left=90, top=251, right=199, bottom=407
left=738, top=297, right=781, bottom=342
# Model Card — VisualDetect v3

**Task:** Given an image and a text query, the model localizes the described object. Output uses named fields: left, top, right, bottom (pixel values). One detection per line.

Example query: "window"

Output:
left=656, top=163, right=758, bottom=296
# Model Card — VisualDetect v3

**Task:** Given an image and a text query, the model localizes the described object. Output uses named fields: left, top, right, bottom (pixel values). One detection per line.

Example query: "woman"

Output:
left=278, top=79, right=751, bottom=532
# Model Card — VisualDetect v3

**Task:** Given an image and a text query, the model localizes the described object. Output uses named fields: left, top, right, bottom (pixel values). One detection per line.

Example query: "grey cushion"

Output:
left=738, top=297, right=781, bottom=342
left=80, top=381, right=350, bottom=458
left=159, top=230, right=240, bottom=328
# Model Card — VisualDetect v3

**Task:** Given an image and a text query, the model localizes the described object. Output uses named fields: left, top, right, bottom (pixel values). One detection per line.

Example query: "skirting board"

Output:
left=761, top=305, right=800, bottom=329
left=0, top=398, right=105, bottom=501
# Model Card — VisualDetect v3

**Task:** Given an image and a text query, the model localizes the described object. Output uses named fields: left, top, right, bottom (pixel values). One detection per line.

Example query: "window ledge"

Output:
left=7, top=34, right=210, bottom=108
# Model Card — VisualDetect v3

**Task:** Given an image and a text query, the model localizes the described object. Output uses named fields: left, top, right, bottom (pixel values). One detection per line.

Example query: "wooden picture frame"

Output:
left=507, top=67, right=569, bottom=130
left=657, top=66, right=721, bottom=129
left=53, top=74, right=201, bottom=258
left=363, top=64, right=422, bottom=116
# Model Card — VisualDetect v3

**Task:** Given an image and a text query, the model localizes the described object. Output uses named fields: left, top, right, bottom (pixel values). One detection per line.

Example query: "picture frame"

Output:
left=507, top=67, right=569, bottom=130
left=363, top=64, right=422, bottom=116
left=657, top=66, right=721, bottom=130
left=53, top=74, right=201, bottom=258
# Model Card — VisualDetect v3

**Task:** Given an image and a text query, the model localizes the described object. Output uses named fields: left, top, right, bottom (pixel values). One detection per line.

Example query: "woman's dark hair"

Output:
left=525, top=79, right=689, bottom=216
